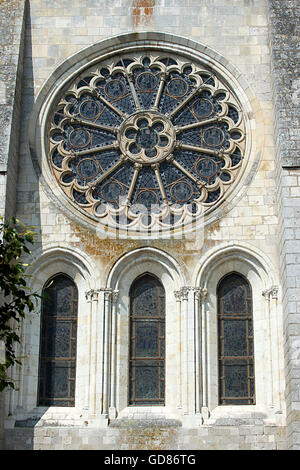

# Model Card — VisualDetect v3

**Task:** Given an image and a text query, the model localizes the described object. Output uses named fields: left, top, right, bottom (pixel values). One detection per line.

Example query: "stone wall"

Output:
left=267, top=0, right=300, bottom=450
left=268, top=0, right=300, bottom=168
left=0, top=0, right=26, bottom=218
left=4, top=421, right=287, bottom=451
left=0, top=0, right=26, bottom=450
left=1, top=0, right=295, bottom=450
left=18, top=3, right=281, bottom=281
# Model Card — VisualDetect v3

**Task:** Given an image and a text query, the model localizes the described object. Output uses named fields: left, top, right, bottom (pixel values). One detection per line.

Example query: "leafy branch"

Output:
left=0, top=216, right=39, bottom=392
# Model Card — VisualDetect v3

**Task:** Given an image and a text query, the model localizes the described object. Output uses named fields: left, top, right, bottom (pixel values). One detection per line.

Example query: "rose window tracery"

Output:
left=48, top=52, right=246, bottom=230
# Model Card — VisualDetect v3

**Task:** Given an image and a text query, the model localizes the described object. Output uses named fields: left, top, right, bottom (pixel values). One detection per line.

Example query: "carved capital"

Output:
left=201, top=287, right=208, bottom=300
left=181, top=286, right=193, bottom=301
left=194, top=287, right=208, bottom=301
left=86, top=288, right=114, bottom=302
left=91, top=290, right=99, bottom=301
left=174, top=290, right=182, bottom=302
left=104, top=289, right=112, bottom=301
left=175, top=286, right=208, bottom=301
left=262, top=285, right=279, bottom=300
left=111, top=290, right=119, bottom=305
left=194, top=288, right=202, bottom=300
left=271, top=286, right=279, bottom=299
left=180, top=286, right=189, bottom=301
left=85, top=290, right=93, bottom=302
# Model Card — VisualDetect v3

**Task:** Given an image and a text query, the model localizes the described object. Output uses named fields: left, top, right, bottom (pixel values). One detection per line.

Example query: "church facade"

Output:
left=0, top=0, right=299, bottom=450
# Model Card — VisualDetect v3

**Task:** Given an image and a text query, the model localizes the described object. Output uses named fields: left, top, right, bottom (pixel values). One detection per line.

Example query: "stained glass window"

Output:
left=217, top=273, right=255, bottom=405
left=129, top=274, right=165, bottom=405
left=48, top=51, right=246, bottom=231
left=38, top=274, right=78, bottom=407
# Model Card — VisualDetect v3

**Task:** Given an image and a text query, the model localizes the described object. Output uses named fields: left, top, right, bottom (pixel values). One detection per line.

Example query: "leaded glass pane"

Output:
left=223, top=320, right=247, bottom=356
left=223, top=362, right=249, bottom=397
left=134, top=321, right=159, bottom=357
left=129, top=274, right=165, bottom=405
left=38, top=274, right=78, bottom=407
left=217, top=273, right=255, bottom=405
left=134, top=361, right=160, bottom=401
left=45, top=362, right=70, bottom=399
left=133, top=278, right=165, bottom=317
left=45, top=320, right=71, bottom=358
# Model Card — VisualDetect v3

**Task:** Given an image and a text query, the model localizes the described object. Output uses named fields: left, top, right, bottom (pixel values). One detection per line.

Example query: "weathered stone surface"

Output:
left=0, top=0, right=26, bottom=218
left=267, top=0, right=300, bottom=450
left=3, top=423, right=287, bottom=450
left=1, top=0, right=298, bottom=452
left=268, top=1, right=300, bottom=168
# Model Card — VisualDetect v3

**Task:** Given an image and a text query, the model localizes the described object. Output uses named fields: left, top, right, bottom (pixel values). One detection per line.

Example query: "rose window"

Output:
left=48, top=52, right=246, bottom=230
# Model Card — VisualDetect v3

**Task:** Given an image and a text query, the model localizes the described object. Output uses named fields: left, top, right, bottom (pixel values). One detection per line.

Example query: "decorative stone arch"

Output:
left=106, top=246, right=187, bottom=419
left=28, top=31, right=263, bottom=237
left=27, top=244, right=96, bottom=292
left=193, top=242, right=283, bottom=421
left=107, top=246, right=185, bottom=290
left=193, top=241, right=278, bottom=289
left=8, top=246, right=96, bottom=419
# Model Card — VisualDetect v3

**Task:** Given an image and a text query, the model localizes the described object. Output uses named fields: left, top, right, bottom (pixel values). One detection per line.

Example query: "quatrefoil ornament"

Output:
left=119, top=111, right=176, bottom=164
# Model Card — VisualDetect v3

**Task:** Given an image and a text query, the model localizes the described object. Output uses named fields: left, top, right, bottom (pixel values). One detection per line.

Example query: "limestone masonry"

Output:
left=0, top=0, right=299, bottom=450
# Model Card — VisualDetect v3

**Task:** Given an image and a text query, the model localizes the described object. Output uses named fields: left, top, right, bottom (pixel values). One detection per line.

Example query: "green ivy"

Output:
left=0, top=216, right=39, bottom=392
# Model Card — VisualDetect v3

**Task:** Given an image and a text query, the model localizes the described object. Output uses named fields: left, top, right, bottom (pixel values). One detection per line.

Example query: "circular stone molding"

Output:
left=31, top=33, right=257, bottom=237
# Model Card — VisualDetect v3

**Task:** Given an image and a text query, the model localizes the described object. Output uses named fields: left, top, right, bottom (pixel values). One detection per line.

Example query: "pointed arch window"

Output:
left=129, top=274, right=165, bottom=405
left=38, top=274, right=78, bottom=406
left=217, top=273, right=255, bottom=405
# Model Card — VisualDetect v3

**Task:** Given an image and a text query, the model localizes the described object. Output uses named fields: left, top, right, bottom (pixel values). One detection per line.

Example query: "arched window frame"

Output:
left=193, top=244, right=283, bottom=419
left=106, top=247, right=184, bottom=418
left=7, top=246, right=95, bottom=419
left=216, top=272, right=255, bottom=406
left=37, top=273, right=78, bottom=407
left=128, top=272, right=166, bottom=406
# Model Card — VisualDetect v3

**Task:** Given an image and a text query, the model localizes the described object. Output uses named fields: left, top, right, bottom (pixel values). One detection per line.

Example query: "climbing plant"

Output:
left=0, top=216, right=38, bottom=392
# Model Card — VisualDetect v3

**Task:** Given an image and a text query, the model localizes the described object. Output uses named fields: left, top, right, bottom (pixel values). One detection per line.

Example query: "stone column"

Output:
left=85, top=289, right=100, bottom=415
left=84, top=290, right=94, bottom=412
left=5, top=314, right=26, bottom=418
left=180, top=287, right=190, bottom=415
left=94, top=289, right=106, bottom=417
left=178, top=286, right=197, bottom=416
left=85, top=288, right=111, bottom=420
left=186, top=287, right=197, bottom=417
left=200, top=288, right=209, bottom=419
left=17, top=315, right=27, bottom=413
left=262, top=285, right=279, bottom=409
left=11, top=316, right=26, bottom=417
left=109, top=290, right=119, bottom=420
left=102, top=289, right=112, bottom=417
left=175, top=286, right=207, bottom=419
left=194, top=288, right=202, bottom=415
left=174, top=289, right=183, bottom=411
